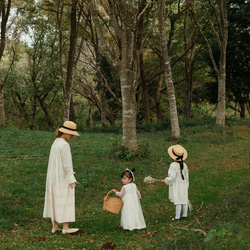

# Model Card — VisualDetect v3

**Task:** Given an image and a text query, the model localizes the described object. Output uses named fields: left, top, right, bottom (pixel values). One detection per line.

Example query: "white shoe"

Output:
left=62, top=228, right=79, bottom=234
left=51, top=228, right=62, bottom=233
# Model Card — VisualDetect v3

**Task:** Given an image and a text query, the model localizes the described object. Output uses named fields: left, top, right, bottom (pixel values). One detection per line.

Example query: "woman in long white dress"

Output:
left=43, top=121, right=80, bottom=234
left=112, top=169, right=146, bottom=231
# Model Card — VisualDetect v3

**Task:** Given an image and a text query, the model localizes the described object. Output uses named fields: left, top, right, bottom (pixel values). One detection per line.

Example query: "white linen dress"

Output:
left=43, top=138, right=77, bottom=223
left=116, top=183, right=146, bottom=231
left=164, top=162, right=189, bottom=205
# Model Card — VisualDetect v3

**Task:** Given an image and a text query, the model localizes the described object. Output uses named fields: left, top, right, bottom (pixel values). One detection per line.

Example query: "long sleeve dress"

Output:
left=116, top=183, right=146, bottom=231
left=164, top=162, right=189, bottom=205
left=43, top=138, right=77, bottom=223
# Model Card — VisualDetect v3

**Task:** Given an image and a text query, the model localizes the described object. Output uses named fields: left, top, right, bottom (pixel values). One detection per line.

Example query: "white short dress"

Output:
left=164, top=162, right=189, bottom=205
left=116, top=183, right=146, bottom=231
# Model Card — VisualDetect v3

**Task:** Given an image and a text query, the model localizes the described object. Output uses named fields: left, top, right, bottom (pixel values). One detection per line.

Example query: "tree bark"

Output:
left=0, top=0, right=12, bottom=125
left=158, top=0, right=180, bottom=138
left=121, top=24, right=137, bottom=149
left=183, top=5, right=196, bottom=118
left=155, top=73, right=165, bottom=121
left=63, top=0, right=77, bottom=121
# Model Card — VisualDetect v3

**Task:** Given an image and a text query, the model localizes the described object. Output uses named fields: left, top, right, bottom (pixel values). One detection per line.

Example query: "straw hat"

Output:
left=168, top=144, right=187, bottom=161
left=58, top=121, right=80, bottom=136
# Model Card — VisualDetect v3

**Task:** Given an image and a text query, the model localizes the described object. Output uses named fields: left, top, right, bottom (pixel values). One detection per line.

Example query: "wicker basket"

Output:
left=103, top=190, right=123, bottom=215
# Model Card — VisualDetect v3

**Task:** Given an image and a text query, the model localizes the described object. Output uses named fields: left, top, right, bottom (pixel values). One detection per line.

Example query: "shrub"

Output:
left=112, top=140, right=150, bottom=161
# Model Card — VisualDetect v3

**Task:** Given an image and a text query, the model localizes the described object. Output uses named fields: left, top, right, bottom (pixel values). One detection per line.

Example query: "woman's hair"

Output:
left=121, top=168, right=135, bottom=181
left=55, top=129, right=63, bottom=138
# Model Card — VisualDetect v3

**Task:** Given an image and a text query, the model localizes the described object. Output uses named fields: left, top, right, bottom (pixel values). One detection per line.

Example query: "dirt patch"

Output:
left=102, top=241, right=116, bottom=249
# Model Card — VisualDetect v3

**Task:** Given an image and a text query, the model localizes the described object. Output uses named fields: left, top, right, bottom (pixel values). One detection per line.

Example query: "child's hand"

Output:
left=160, top=179, right=165, bottom=185
left=111, top=189, right=118, bottom=193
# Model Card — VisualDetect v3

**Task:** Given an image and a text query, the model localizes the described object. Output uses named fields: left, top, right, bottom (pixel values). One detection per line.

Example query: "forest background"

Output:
left=0, top=0, right=249, bottom=149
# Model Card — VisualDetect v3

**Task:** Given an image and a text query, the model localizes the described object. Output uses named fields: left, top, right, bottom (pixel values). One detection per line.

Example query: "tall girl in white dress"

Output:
left=161, top=144, right=189, bottom=221
left=112, top=169, right=146, bottom=231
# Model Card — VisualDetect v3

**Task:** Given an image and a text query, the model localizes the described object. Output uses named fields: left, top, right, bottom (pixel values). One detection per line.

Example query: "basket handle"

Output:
left=104, top=190, right=114, bottom=201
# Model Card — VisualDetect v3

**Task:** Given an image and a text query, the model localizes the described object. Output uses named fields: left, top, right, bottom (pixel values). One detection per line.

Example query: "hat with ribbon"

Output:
left=58, top=121, right=80, bottom=136
left=168, top=144, right=187, bottom=161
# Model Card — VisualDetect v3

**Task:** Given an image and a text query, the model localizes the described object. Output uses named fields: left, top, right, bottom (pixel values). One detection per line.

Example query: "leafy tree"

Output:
left=226, top=0, right=250, bottom=117
left=191, top=0, right=228, bottom=125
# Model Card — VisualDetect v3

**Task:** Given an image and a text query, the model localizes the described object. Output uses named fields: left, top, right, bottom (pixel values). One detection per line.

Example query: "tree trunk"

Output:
left=183, top=6, right=196, bottom=118
left=63, top=0, right=77, bottom=121
left=239, top=101, right=245, bottom=118
left=156, top=73, right=164, bottom=121
left=0, top=0, right=12, bottom=125
left=216, top=0, right=228, bottom=125
left=216, top=68, right=226, bottom=125
left=0, top=79, right=5, bottom=125
left=158, top=0, right=180, bottom=138
left=121, top=26, right=137, bottom=149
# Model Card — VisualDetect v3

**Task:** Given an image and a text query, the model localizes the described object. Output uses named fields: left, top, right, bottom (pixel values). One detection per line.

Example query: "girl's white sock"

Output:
left=182, top=204, right=188, bottom=217
left=175, top=205, right=181, bottom=219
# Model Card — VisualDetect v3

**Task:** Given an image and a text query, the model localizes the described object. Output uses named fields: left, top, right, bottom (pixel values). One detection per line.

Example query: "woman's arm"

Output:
left=62, top=143, right=77, bottom=184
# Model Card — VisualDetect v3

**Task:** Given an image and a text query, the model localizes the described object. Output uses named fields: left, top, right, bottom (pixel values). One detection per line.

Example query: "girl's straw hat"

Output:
left=58, top=121, right=80, bottom=136
left=168, top=144, right=187, bottom=161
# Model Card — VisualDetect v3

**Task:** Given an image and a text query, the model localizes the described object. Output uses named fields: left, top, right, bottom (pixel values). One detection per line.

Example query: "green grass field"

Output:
left=0, top=122, right=249, bottom=249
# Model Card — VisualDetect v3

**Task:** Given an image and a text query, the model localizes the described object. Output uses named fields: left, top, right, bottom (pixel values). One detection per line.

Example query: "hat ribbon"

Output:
left=60, top=125, right=77, bottom=131
left=172, top=149, right=184, bottom=161
left=172, top=149, right=185, bottom=180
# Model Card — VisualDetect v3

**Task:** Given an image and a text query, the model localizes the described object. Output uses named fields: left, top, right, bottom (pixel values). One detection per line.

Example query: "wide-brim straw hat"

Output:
left=168, top=144, right=187, bottom=161
left=58, top=121, right=80, bottom=136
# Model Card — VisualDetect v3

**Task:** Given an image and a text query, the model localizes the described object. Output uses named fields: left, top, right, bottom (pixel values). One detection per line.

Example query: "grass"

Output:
left=0, top=122, right=249, bottom=249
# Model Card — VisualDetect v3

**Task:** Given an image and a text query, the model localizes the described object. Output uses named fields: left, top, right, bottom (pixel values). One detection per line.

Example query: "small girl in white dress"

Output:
left=112, top=168, right=146, bottom=231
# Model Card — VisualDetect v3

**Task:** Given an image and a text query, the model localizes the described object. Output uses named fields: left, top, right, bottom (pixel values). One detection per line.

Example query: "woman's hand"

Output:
left=69, top=182, right=76, bottom=189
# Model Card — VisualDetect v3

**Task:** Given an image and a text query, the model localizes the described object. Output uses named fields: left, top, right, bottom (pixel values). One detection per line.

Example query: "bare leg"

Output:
left=63, top=222, right=70, bottom=230
left=52, top=220, right=58, bottom=229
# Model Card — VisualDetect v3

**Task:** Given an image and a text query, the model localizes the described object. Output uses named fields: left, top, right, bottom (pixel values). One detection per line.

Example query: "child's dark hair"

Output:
left=121, top=168, right=135, bottom=181
left=178, top=161, right=185, bottom=180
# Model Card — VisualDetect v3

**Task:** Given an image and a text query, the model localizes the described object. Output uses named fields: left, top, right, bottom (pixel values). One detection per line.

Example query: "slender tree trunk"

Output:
left=0, top=79, right=5, bottom=125
left=96, top=53, right=107, bottom=127
left=239, top=101, right=245, bottom=118
left=63, top=0, right=77, bottom=121
left=216, top=68, right=226, bottom=125
left=156, top=73, right=164, bottom=121
left=183, top=6, right=196, bottom=118
left=0, top=0, right=12, bottom=125
left=158, top=0, right=180, bottom=138
left=121, top=26, right=137, bottom=149
left=216, top=4, right=228, bottom=126
left=216, top=0, right=228, bottom=125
